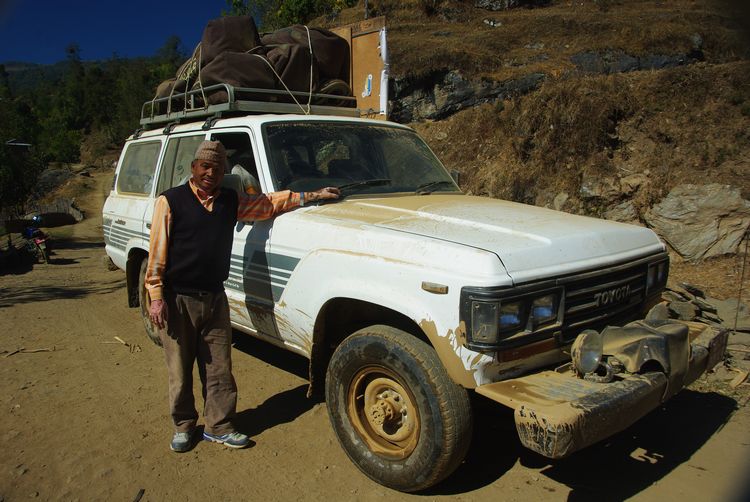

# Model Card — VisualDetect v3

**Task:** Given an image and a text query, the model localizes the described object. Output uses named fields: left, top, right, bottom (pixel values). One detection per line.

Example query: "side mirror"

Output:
left=450, top=169, right=460, bottom=185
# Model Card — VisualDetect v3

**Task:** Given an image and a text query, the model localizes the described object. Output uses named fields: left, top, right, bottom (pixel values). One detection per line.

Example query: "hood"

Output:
left=311, top=195, right=665, bottom=283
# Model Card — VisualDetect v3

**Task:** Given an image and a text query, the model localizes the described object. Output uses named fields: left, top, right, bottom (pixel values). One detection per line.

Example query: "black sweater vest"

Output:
left=162, top=183, right=238, bottom=293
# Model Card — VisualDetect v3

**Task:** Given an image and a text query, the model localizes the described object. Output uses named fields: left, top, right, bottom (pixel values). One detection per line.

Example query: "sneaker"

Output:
left=202, top=431, right=250, bottom=449
left=170, top=429, right=195, bottom=453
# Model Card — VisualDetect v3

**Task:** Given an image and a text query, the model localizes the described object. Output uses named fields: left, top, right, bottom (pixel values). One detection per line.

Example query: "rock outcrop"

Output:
left=645, top=184, right=750, bottom=261
left=390, top=70, right=545, bottom=122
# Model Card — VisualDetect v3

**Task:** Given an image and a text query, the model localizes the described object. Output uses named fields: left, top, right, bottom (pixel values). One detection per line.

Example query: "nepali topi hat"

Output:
left=194, top=140, right=227, bottom=165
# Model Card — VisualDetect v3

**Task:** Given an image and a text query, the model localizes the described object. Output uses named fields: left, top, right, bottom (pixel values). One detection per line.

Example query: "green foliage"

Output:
left=0, top=144, right=44, bottom=217
left=223, top=0, right=254, bottom=16
left=223, top=0, right=356, bottom=29
left=153, top=35, right=186, bottom=82
left=2, top=37, right=186, bottom=165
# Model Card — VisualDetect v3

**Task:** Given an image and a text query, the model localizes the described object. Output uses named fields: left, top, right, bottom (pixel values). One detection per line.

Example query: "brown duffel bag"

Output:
left=265, top=42, right=317, bottom=95
left=195, top=51, right=279, bottom=105
left=261, top=25, right=350, bottom=89
left=201, top=15, right=262, bottom=67
left=151, top=78, right=189, bottom=115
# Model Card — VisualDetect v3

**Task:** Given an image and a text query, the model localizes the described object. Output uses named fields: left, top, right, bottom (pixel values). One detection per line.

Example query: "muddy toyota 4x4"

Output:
left=103, top=98, right=727, bottom=492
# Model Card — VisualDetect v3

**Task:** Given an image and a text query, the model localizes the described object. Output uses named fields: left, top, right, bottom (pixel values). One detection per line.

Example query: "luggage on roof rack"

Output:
left=142, top=16, right=389, bottom=128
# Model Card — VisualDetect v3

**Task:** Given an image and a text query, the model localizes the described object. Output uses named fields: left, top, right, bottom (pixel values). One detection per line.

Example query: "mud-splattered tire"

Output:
left=325, top=325, right=473, bottom=492
left=138, top=259, right=162, bottom=347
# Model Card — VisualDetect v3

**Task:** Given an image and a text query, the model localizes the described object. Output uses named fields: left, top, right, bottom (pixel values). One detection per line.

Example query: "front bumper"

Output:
left=475, top=322, right=728, bottom=458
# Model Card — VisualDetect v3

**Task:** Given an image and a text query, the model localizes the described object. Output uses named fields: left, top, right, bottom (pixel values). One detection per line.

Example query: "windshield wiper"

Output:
left=337, top=178, right=392, bottom=193
left=415, top=180, right=457, bottom=194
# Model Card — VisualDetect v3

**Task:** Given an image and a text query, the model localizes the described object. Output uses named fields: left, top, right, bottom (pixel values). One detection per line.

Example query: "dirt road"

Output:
left=1, top=170, right=749, bottom=501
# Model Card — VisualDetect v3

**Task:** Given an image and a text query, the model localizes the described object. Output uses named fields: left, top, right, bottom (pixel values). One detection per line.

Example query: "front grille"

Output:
left=559, top=264, right=648, bottom=342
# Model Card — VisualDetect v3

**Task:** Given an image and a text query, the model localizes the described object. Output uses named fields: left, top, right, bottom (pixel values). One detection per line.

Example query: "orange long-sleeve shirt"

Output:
left=145, top=179, right=301, bottom=301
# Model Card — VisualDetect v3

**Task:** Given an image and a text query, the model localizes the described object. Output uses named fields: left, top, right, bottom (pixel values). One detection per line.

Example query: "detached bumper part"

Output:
left=476, top=323, right=728, bottom=458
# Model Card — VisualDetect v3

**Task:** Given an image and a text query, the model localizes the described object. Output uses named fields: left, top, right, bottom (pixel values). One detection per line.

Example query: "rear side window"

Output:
left=116, top=141, right=162, bottom=195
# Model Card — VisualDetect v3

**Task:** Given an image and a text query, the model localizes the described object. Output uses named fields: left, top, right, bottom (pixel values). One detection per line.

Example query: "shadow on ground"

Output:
left=0, top=281, right=125, bottom=308
left=235, top=384, right=317, bottom=440
left=0, top=259, right=33, bottom=276
left=51, top=238, right=104, bottom=251
left=428, top=389, right=736, bottom=498
left=231, top=332, right=319, bottom=439
left=231, top=331, right=309, bottom=381
left=537, top=390, right=737, bottom=501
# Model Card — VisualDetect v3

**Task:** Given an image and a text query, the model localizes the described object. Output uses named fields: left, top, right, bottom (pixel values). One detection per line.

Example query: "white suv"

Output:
left=103, top=106, right=726, bottom=492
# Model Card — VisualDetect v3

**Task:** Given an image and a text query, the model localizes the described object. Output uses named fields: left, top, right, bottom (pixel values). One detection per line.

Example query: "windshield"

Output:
left=263, top=122, right=459, bottom=195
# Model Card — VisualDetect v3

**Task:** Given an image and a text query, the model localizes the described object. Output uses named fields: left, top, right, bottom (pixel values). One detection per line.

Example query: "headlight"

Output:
left=471, top=301, right=499, bottom=344
left=647, top=266, right=657, bottom=289
left=647, top=259, right=669, bottom=293
left=466, top=289, right=562, bottom=349
left=499, top=301, right=523, bottom=331
left=530, top=294, right=557, bottom=326
left=571, top=329, right=603, bottom=375
left=657, top=261, right=667, bottom=283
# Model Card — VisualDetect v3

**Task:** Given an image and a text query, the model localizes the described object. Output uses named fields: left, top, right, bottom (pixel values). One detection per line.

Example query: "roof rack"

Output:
left=140, top=83, right=364, bottom=128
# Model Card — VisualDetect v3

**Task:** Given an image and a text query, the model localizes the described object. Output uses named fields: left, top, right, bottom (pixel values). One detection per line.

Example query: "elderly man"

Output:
left=146, top=140, right=339, bottom=452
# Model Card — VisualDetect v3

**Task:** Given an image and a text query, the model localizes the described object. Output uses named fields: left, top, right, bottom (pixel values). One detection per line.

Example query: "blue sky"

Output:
left=0, top=0, right=231, bottom=64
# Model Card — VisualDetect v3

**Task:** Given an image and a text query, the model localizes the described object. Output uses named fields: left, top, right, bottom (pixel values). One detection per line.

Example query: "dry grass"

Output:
left=321, top=0, right=750, bottom=82
left=415, top=61, right=750, bottom=215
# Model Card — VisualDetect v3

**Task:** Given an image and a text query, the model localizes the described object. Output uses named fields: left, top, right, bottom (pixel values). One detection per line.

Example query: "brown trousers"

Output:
left=160, top=290, right=237, bottom=435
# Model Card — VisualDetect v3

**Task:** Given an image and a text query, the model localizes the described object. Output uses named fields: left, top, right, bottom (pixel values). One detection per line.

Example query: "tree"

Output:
left=0, top=143, right=44, bottom=218
left=223, top=0, right=254, bottom=16
left=153, top=35, right=186, bottom=82
left=0, top=65, right=11, bottom=100
left=222, top=0, right=356, bottom=29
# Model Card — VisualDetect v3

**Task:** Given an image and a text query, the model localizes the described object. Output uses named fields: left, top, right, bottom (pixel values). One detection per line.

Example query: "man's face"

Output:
left=191, top=159, right=224, bottom=193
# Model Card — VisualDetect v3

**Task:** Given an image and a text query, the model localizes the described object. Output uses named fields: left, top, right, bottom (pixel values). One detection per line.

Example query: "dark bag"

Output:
left=261, top=26, right=350, bottom=88
left=265, top=43, right=317, bottom=94
left=200, top=15, right=262, bottom=66
left=196, top=51, right=278, bottom=104
left=151, top=78, right=189, bottom=114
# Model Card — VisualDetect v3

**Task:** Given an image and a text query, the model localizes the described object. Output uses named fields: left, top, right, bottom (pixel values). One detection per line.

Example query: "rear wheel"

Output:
left=38, top=243, right=49, bottom=263
left=325, top=325, right=473, bottom=492
left=138, top=259, right=162, bottom=347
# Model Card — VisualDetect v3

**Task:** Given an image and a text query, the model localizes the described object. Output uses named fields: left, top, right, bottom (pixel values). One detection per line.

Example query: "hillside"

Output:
left=320, top=0, right=750, bottom=204
left=318, top=0, right=750, bottom=301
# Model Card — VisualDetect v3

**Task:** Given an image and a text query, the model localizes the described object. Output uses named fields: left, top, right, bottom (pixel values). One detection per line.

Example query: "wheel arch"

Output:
left=308, top=297, right=465, bottom=397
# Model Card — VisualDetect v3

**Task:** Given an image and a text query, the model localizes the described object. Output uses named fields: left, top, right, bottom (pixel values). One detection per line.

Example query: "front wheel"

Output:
left=325, top=325, right=473, bottom=492
left=138, top=259, right=162, bottom=347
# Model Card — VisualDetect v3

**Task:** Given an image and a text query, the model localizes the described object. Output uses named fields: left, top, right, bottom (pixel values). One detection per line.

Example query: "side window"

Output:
left=212, top=131, right=261, bottom=193
left=116, top=141, right=162, bottom=195
left=156, top=135, right=206, bottom=194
